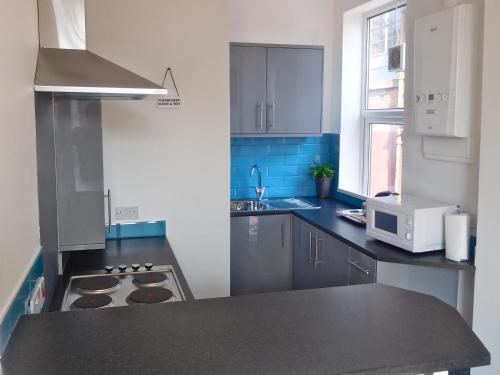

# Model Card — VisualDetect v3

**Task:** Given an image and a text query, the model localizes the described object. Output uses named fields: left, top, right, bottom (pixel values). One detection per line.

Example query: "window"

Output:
left=366, top=3, right=406, bottom=110
left=364, top=123, right=403, bottom=195
left=362, top=3, right=406, bottom=196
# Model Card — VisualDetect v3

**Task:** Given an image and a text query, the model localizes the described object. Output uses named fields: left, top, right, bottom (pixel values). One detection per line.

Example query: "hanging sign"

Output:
left=157, top=96, right=182, bottom=109
left=157, top=67, right=183, bottom=109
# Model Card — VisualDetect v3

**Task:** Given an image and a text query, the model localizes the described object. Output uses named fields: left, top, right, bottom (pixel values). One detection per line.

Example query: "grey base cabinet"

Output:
left=292, top=217, right=350, bottom=289
left=230, top=215, right=377, bottom=296
left=231, top=215, right=292, bottom=296
left=292, top=217, right=377, bottom=290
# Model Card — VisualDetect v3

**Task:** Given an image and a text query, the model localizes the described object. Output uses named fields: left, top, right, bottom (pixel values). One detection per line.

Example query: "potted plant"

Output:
left=310, top=164, right=336, bottom=199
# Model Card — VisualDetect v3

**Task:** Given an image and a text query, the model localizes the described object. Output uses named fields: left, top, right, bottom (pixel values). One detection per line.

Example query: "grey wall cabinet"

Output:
left=54, top=99, right=106, bottom=251
left=230, top=46, right=268, bottom=134
left=266, top=47, right=323, bottom=134
left=230, top=215, right=292, bottom=296
left=230, top=44, right=323, bottom=135
left=36, top=94, right=106, bottom=253
left=230, top=215, right=376, bottom=296
left=292, top=217, right=350, bottom=290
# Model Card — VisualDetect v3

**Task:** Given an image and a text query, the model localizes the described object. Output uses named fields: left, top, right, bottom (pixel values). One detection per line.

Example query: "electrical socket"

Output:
left=28, top=277, right=45, bottom=314
left=115, top=206, right=139, bottom=221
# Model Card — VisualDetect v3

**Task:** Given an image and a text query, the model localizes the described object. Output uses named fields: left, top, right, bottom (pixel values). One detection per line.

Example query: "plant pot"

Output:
left=315, top=177, right=333, bottom=199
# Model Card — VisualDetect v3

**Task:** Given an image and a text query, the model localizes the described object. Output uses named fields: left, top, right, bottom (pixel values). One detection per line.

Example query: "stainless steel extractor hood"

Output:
left=35, top=0, right=167, bottom=99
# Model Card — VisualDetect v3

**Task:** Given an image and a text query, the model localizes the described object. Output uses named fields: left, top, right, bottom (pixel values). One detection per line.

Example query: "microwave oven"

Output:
left=366, top=195, right=456, bottom=253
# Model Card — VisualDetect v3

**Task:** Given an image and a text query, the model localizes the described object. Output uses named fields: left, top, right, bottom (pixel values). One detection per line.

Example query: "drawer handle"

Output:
left=346, top=260, right=370, bottom=275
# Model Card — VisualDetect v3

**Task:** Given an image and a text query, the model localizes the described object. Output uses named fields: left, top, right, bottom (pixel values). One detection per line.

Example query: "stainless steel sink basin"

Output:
left=230, top=200, right=271, bottom=212
left=230, top=198, right=320, bottom=212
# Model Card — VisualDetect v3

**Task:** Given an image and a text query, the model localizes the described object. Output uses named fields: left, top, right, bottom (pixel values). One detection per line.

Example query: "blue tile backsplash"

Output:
left=231, top=135, right=334, bottom=200
left=0, top=252, right=43, bottom=357
left=231, top=134, right=364, bottom=208
left=105, top=220, right=167, bottom=240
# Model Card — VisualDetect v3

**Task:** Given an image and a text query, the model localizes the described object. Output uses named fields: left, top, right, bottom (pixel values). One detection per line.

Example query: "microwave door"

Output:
left=368, top=207, right=414, bottom=251
left=370, top=208, right=405, bottom=242
left=374, top=211, right=399, bottom=235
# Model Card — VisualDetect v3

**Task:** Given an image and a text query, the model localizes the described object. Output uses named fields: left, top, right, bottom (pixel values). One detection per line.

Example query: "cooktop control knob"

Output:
left=104, top=265, right=114, bottom=273
left=145, top=262, right=153, bottom=271
left=131, top=264, right=141, bottom=272
left=118, top=265, right=127, bottom=273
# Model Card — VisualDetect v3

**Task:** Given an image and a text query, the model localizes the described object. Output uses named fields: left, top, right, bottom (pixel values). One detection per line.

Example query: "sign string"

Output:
left=161, top=67, right=180, bottom=96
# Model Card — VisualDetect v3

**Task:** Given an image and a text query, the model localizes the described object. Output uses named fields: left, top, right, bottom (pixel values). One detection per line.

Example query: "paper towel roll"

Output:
left=445, top=212, right=470, bottom=262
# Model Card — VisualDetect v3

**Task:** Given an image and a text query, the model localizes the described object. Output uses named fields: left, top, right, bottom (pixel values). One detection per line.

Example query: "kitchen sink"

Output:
left=230, top=200, right=271, bottom=212
left=230, top=198, right=320, bottom=212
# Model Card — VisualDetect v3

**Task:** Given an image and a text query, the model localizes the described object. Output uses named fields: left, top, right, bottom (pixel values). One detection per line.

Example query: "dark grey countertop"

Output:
left=49, top=237, right=194, bottom=311
left=232, top=198, right=475, bottom=272
left=1, top=284, right=489, bottom=375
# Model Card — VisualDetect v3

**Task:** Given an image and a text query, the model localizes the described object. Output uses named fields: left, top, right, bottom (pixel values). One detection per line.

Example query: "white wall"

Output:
left=335, top=0, right=482, bottom=217
left=86, top=0, right=231, bottom=299
left=229, top=0, right=337, bottom=133
left=337, top=5, right=364, bottom=196
left=472, top=0, right=500, bottom=372
left=0, top=0, right=40, bottom=319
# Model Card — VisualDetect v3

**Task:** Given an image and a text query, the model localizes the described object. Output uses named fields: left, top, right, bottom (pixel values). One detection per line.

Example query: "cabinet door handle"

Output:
left=268, top=101, right=275, bottom=129
left=314, top=238, right=324, bottom=269
left=257, top=101, right=264, bottom=131
left=281, top=217, right=285, bottom=248
left=308, top=232, right=314, bottom=264
left=346, top=260, right=370, bottom=275
left=104, top=189, right=112, bottom=233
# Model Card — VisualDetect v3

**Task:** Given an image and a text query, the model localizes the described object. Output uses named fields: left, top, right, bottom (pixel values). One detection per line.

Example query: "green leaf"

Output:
left=310, top=164, right=336, bottom=178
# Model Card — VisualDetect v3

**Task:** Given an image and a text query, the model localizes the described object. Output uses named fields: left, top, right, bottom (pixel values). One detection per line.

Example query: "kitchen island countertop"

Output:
left=1, top=283, right=489, bottom=375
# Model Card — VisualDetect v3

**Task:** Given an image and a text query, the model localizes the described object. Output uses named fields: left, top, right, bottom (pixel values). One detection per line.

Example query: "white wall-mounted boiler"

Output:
left=414, top=4, right=480, bottom=138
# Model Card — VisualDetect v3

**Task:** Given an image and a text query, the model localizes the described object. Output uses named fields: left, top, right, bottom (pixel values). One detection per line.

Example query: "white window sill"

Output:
left=337, top=188, right=367, bottom=201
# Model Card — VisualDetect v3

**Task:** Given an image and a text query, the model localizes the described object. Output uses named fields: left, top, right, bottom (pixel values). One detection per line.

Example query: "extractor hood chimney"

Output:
left=35, top=0, right=167, bottom=99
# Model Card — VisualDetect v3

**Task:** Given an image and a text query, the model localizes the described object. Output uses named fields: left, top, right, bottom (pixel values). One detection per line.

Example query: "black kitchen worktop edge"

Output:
left=231, top=197, right=475, bottom=272
left=49, top=237, right=193, bottom=311
left=1, top=284, right=489, bottom=375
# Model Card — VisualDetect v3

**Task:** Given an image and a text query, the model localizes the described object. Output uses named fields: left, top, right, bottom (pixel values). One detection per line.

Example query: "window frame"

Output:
left=360, top=1, right=406, bottom=196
